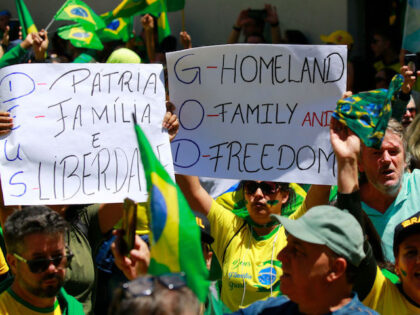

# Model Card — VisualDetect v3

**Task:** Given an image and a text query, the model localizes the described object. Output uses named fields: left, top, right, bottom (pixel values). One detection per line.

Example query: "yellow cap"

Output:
left=320, top=30, right=354, bottom=45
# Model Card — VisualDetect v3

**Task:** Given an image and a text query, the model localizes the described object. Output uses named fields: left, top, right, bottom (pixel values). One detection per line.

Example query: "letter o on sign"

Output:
left=178, top=99, right=204, bottom=131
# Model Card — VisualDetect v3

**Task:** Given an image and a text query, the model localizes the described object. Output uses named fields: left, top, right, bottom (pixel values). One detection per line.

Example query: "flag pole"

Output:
left=44, top=17, right=55, bottom=32
left=44, top=0, right=67, bottom=31
left=181, top=9, right=185, bottom=32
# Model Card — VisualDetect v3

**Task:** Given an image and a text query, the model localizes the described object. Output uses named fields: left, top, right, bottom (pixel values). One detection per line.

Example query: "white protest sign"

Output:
left=0, top=63, right=174, bottom=205
left=167, top=44, right=346, bottom=185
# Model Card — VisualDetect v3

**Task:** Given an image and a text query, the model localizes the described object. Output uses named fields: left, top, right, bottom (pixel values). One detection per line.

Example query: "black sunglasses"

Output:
left=243, top=181, right=279, bottom=195
left=14, top=249, right=73, bottom=274
left=122, top=272, right=187, bottom=297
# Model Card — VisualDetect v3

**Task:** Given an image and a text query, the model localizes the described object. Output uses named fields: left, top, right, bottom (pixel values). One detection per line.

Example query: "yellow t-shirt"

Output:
left=207, top=200, right=306, bottom=311
left=0, top=288, right=61, bottom=315
left=363, top=266, right=420, bottom=315
left=0, top=248, right=8, bottom=275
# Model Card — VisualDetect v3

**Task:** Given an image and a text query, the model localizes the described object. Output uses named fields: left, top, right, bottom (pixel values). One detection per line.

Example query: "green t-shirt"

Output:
left=0, top=44, right=27, bottom=69
left=64, top=204, right=104, bottom=315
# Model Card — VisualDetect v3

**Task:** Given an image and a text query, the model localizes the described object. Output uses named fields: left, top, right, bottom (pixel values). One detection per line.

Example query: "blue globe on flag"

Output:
left=73, top=31, right=90, bottom=38
left=71, top=7, right=88, bottom=18
left=108, top=19, right=121, bottom=31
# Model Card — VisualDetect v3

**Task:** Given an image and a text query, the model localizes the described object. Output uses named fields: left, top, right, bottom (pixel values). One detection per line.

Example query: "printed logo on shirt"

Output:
left=231, top=259, right=251, bottom=269
left=257, top=267, right=277, bottom=285
left=228, top=272, right=252, bottom=280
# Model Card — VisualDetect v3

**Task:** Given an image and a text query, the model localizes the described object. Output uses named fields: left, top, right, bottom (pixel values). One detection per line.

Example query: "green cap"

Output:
left=272, top=205, right=366, bottom=266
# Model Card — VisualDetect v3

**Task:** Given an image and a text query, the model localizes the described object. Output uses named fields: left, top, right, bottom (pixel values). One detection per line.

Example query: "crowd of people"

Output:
left=1, top=3, right=420, bottom=315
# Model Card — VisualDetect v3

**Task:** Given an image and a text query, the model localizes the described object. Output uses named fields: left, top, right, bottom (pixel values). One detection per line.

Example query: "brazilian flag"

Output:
left=98, top=15, right=133, bottom=42
left=111, top=0, right=184, bottom=19
left=133, top=121, right=209, bottom=303
left=156, top=11, right=171, bottom=43
left=54, top=0, right=106, bottom=31
left=15, top=0, right=38, bottom=38
left=57, top=24, right=103, bottom=50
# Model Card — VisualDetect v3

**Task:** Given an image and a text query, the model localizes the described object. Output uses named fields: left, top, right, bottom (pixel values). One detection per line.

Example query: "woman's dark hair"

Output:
left=285, top=30, right=309, bottom=44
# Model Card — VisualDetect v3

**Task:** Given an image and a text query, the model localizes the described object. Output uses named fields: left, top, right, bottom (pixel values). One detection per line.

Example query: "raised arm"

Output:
left=304, top=184, right=331, bottom=210
left=0, top=113, right=18, bottom=226
left=175, top=174, right=213, bottom=216
left=330, top=117, right=377, bottom=300
left=141, top=14, right=156, bottom=63
left=265, top=4, right=282, bottom=44
left=227, top=9, right=249, bottom=44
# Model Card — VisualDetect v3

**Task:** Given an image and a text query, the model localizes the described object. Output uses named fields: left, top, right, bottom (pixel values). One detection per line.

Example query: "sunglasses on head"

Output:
left=122, top=272, right=187, bottom=297
left=243, top=181, right=279, bottom=195
left=14, top=248, right=73, bottom=274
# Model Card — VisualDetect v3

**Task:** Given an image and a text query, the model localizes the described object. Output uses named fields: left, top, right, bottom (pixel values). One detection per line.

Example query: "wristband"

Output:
left=270, top=22, right=279, bottom=27
left=233, top=25, right=241, bottom=32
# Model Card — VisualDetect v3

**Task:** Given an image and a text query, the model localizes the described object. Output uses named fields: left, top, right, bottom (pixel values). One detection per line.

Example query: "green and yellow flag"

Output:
left=57, top=24, right=104, bottom=50
left=98, top=15, right=133, bottom=42
left=133, top=121, right=209, bottom=303
left=156, top=11, right=171, bottom=43
left=54, top=0, right=106, bottom=31
left=15, top=0, right=38, bottom=38
left=111, top=0, right=184, bottom=19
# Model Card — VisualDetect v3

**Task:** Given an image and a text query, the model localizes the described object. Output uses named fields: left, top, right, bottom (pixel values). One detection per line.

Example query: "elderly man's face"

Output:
left=9, top=233, right=67, bottom=298
left=359, top=130, right=405, bottom=196
left=278, top=235, right=336, bottom=305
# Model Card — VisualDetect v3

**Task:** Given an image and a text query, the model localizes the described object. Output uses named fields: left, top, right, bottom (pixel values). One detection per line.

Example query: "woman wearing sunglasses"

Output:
left=176, top=174, right=330, bottom=311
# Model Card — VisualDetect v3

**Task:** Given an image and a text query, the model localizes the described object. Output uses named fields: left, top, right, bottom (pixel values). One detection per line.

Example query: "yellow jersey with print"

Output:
left=363, top=266, right=420, bottom=315
left=207, top=200, right=306, bottom=311
left=0, top=288, right=61, bottom=315
left=0, top=248, right=8, bottom=276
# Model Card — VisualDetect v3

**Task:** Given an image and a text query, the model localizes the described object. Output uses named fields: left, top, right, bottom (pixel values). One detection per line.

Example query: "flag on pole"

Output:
left=98, top=15, right=133, bottom=42
left=133, top=120, right=209, bottom=303
left=15, top=0, right=38, bottom=38
left=111, top=0, right=184, bottom=19
left=156, top=11, right=171, bottom=43
left=54, top=0, right=106, bottom=31
left=403, top=0, right=420, bottom=53
left=57, top=24, right=104, bottom=50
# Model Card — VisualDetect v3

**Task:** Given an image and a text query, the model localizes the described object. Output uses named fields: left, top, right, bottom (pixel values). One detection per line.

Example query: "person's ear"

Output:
left=6, top=253, right=17, bottom=275
left=326, top=257, right=347, bottom=282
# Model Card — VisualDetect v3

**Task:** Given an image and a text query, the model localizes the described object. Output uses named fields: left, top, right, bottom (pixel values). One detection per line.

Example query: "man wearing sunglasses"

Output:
left=402, top=96, right=417, bottom=129
left=0, top=206, right=84, bottom=314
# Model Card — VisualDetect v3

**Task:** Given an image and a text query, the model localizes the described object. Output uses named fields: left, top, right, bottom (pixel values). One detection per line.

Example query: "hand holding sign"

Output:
left=167, top=44, right=347, bottom=184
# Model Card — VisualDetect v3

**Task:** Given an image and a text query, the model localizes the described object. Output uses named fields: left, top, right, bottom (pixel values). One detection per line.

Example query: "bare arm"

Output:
left=141, top=14, right=156, bottom=63
left=330, top=117, right=359, bottom=193
left=265, top=4, right=282, bottom=44
left=0, top=113, right=18, bottom=227
left=98, top=203, right=123, bottom=234
left=175, top=174, right=213, bottom=216
left=304, top=184, right=331, bottom=210
left=227, top=9, right=249, bottom=44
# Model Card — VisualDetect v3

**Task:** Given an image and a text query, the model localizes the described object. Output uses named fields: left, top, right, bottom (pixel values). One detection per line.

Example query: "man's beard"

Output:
left=25, top=274, right=64, bottom=298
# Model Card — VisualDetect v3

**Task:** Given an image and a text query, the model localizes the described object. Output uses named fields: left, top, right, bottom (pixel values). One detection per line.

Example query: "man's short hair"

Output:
left=4, top=206, right=68, bottom=254
left=109, top=275, right=200, bottom=315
